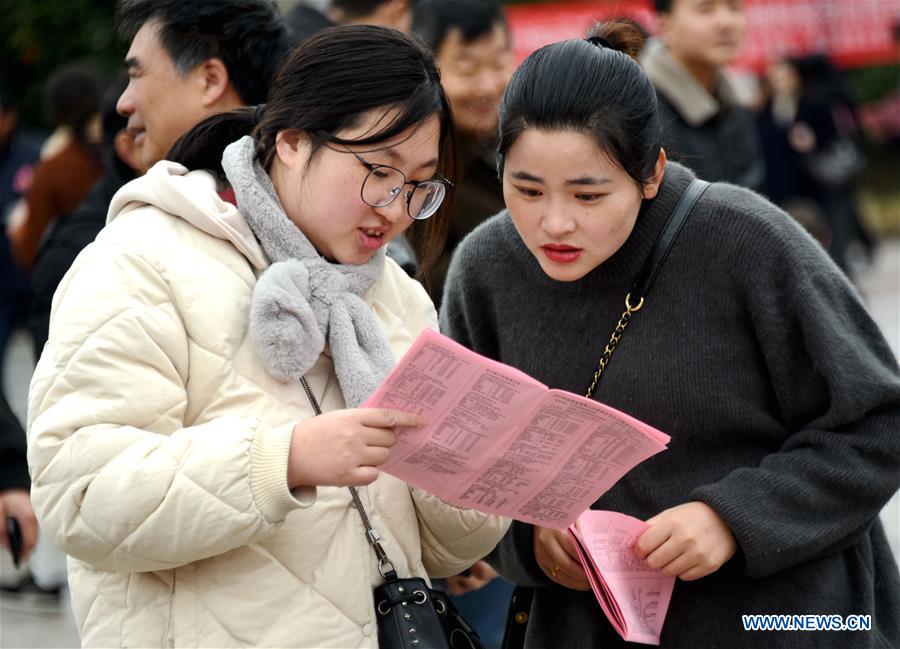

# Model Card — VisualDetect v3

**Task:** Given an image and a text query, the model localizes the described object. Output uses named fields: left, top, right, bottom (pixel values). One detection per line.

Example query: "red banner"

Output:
left=505, top=0, right=899, bottom=73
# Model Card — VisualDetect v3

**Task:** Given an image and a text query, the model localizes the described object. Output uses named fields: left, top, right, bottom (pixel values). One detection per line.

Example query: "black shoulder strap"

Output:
left=630, top=178, right=710, bottom=302
left=501, top=586, right=534, bottom=649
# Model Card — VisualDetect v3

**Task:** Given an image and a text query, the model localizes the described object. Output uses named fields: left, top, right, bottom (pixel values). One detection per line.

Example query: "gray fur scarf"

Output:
left=221, top=136, right=395, bottom=407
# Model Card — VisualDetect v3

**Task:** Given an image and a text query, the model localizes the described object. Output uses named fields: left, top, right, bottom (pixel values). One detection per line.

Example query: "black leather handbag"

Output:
left=373, top=574, right=486, bottom=649
left=299, top=378, right=486, bottom=649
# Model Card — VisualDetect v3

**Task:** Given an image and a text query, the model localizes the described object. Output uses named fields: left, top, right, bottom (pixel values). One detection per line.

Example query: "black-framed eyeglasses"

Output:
left=344, top=147, right=453, bottom=221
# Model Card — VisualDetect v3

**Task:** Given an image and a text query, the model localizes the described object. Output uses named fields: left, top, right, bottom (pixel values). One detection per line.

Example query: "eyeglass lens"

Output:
left=362, top=166, right=445, bottom=220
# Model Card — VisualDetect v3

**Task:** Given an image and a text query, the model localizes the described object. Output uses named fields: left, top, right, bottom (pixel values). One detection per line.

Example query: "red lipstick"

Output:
left=541, top=243, right=582, bottom=263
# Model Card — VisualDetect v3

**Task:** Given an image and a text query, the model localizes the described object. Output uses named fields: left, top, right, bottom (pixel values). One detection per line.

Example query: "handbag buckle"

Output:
left=378, top=556, right=396, bottom=577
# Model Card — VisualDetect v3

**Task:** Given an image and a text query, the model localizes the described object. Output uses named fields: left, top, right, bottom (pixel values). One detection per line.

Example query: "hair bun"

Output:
left=586, top=18, right=647, bottom=60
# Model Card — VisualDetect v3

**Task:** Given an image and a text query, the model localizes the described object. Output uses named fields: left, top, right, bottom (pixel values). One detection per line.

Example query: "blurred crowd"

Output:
left=1, top=1, right=898, bottom=648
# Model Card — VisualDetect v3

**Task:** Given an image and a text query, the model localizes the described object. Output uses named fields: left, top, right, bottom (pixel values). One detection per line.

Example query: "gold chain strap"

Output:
left=585, top=292, right=644, bottom=399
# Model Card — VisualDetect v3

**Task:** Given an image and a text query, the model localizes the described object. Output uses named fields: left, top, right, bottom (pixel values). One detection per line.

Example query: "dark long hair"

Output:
left=168, top=25, right=454, bottom=273
left=497, top=19, right=661, bottom=189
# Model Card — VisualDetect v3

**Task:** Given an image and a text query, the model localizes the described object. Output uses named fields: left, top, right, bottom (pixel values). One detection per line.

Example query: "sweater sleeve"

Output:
left=691, top=219, right=900, bottom=579
left=483, top=520, right=553, bottom=587
left=27, top=242, right=310, bottom=574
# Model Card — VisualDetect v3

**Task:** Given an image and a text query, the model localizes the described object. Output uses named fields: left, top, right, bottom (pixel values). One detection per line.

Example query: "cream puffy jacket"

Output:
left=27, top=161, right=509, bottom=648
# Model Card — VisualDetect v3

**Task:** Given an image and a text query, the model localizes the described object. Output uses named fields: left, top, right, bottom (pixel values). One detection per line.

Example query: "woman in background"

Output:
left=8, top=62, right=104, bottom=272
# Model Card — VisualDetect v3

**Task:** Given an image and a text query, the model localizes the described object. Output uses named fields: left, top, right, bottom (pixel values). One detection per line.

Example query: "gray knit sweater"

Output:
left=440, top=162, right=900, bottom=648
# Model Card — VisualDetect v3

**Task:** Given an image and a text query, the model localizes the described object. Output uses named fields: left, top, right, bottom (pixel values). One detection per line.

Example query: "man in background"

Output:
left=328, top=0, right=413, bottom=32
left=28, top=0, right=289, bottom=363
left=289, top=1, right=415, bottom=53
left=413, top=0, right=512, bottom=305
left=116, top=0, right=287, bottom=171
left=641, top=0, right=764, bottom=190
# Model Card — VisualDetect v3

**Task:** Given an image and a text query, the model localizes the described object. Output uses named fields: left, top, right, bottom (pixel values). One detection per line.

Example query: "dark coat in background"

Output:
left=425, top=136, right=504, bottom=309
left=29, top=160, right=134, bottom=359
left=641, top=38, right=764, bottom=192
left=0, top=393, right=29, bottom=492
left=0, top=130, right=42, bottom=362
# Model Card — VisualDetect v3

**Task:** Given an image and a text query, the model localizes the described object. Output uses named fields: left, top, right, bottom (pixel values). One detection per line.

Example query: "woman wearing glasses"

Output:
left=27, top=26, right=508, bottom=648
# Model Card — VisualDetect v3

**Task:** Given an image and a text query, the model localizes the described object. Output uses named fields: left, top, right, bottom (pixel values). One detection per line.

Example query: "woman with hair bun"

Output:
left=27, top=25, right=508, bottom=648
left=8, top=62, right=104, bottom=271
left=441, top=18, right=900, bottom=649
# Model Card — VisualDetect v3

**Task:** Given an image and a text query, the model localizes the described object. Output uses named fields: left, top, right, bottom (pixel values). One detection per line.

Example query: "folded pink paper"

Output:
left=568, top=510, right=675, bottom=645
left=363, top=329, right=670, bottom=530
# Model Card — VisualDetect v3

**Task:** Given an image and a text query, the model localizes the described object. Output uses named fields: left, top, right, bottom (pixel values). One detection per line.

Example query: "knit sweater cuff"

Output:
left=250, top=421, right=316, bottom=523
left=690, top=483, right=759, bottom=575
left=487, top=521, right=552, bottom=588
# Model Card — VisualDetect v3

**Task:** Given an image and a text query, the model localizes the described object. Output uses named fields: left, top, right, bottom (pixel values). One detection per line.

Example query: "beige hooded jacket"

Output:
left=27, top=161, right=509, bottom=648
